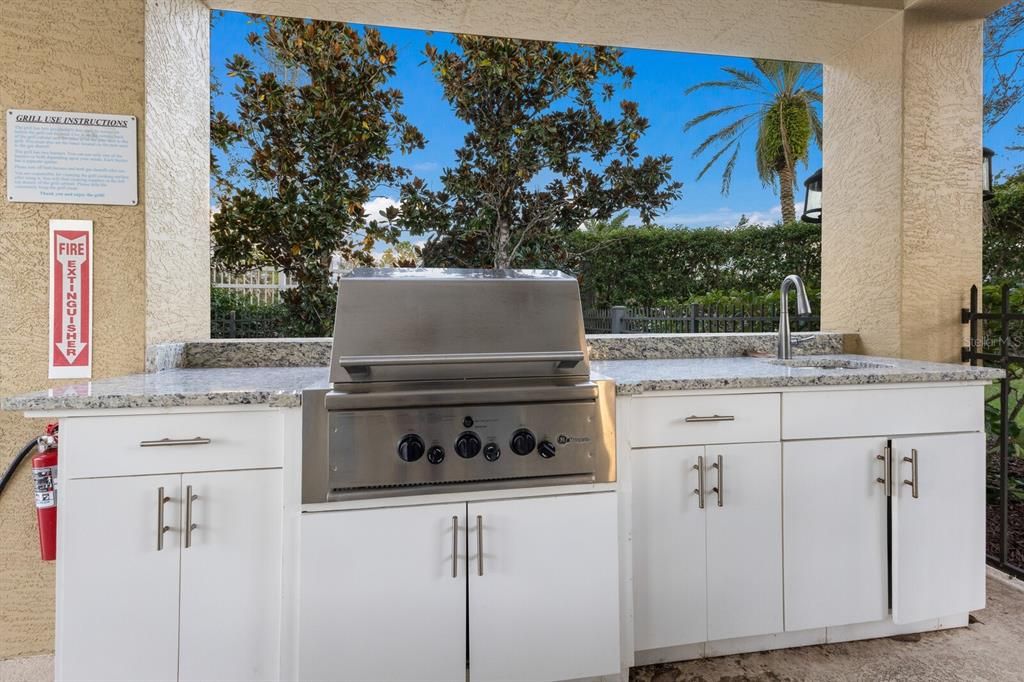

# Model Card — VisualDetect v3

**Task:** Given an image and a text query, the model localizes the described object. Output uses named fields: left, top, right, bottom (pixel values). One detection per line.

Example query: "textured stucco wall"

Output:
left=0, top=0, right=146, bottom=657
left=822, top=7, right=984, bottom=361
left=822, top=15, right=905, bottom=357
left=212, top=0, right=901, bottom=64
left=145, top=0, right=211, bottom=345
left=899, top=9, right=983, bottom=361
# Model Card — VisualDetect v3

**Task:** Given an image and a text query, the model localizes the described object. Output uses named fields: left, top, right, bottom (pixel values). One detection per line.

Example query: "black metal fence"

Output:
left=211, top=308, right=289, bottom=338
left=584, top=303, right=820, bottom=335
left=962, top=283, right=1024, bottom=580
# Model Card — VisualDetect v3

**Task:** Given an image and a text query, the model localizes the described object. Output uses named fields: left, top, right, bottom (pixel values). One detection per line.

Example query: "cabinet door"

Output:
left=706, top=442, right=783, bottom=641
left=469, top=493, right=620, bottom=682
left=178, top=469, right=282, bottom=682
left=299, top=503, right=467, bottom=682
left=783, top=438, right=889, bottom=631
left=631, top=446, right=708, bottom=650
left=57, top=475, right=181, bottom=682
left=891, top=432, right=986, bottom=624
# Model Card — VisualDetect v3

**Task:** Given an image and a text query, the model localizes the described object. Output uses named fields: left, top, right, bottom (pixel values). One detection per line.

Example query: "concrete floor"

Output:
left=632, top=572, right=1024, bottom=682
left=3, top=574, right=1022, bottom=682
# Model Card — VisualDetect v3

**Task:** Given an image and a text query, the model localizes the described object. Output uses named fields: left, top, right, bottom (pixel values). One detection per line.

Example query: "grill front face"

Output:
left=327, top=398, right=612, bottom=497
left=302, top=268, right=615, bottom=504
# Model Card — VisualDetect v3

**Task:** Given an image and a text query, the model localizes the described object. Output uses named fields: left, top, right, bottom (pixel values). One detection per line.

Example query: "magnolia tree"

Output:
left=211, top=17, right=424, bottom=335
left=396, top=36, right=683, bottom=269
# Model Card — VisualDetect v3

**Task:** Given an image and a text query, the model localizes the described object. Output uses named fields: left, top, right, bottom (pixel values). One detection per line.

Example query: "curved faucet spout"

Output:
left=778, top=275, right=812, bottom=359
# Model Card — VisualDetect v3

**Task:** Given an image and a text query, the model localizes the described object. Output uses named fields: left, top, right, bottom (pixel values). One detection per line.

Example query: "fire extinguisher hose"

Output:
left=0, top=437, right=41, bottom=498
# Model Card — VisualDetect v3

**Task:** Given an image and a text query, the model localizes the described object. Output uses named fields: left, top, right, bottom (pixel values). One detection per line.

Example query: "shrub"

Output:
left=565, top=221, right=821, bottom=307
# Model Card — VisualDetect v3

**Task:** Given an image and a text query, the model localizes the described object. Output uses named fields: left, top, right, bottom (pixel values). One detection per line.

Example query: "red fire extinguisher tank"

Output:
left=32, top=424, right=58, bottom=561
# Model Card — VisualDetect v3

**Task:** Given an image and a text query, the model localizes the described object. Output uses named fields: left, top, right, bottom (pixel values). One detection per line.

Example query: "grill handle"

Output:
left=337, top=351, right=585, bottom=370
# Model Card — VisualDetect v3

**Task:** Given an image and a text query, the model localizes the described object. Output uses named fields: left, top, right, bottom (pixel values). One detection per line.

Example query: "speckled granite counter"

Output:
left=2, top=367, right=329, bottom=411
left=592, top=354, right=1005, bottom=395
left=146, top=332, right=850, bottom=371
left=4, top=355, right=1002, bottom=412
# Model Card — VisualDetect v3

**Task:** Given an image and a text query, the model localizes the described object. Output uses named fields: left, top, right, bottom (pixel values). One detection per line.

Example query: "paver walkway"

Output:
left=632, top=573, right=1024, bottom=681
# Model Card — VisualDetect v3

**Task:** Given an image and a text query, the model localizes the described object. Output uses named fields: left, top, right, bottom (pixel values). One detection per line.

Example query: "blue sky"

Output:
left=211, top=10, right=1023, bottom=229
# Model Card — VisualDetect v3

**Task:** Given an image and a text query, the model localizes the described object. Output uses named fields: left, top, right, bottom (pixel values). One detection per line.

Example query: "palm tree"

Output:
left=684, top=59, right=822, bottom=224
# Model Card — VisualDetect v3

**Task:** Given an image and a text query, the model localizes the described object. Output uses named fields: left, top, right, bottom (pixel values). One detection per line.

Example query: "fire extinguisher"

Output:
left=0, top=423, right=59, bottom=561
left=33, top=423, right=59, bottom=561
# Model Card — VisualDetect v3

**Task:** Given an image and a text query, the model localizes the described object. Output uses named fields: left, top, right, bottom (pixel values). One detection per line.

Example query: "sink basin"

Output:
left=766, top=358, right=894, bottom=370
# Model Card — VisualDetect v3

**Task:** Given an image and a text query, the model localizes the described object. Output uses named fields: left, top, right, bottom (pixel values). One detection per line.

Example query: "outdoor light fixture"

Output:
left=983, top=147, right=995, bottom=202
left=801, top=168, right=822, bottom=223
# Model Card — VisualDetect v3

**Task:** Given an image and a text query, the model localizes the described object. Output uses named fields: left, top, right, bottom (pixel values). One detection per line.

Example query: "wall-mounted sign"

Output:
left=49, top=220, right=93, bottom=379
left=6, top=109, right=137, bottom=206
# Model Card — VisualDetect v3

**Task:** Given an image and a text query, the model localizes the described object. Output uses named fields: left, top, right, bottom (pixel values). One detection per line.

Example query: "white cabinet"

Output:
left=891, top=433, right=986, bottom=624
left=298, top=492, right=620, bottom=682
left=705, top=442, right=783, bottom=641
left=58, top=468, right=282, bottom=682
left=632, top=443, right=782, bottom=650
left=468, top=493, right=620, bottom=682
left=59, top=474, right=182, bottom=682
left=782, top=438, right=889, bottom=631
left=178, top=469, right=282, bottom=682
left=632, top=446, right=707, bottom=649
left=298, top=503, right=467, bottom=682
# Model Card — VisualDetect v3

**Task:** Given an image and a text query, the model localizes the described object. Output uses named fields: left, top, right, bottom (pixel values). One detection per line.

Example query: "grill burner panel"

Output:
left=327, top=399, right=610, bottom=493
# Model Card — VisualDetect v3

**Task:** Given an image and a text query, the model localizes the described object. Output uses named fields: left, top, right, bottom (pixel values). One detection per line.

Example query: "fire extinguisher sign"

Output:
left=48, top=219, right=93, bottom=379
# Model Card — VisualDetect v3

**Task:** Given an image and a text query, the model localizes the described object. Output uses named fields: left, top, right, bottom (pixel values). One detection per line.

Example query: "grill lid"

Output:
left=329, top=268, right=589, bottom=385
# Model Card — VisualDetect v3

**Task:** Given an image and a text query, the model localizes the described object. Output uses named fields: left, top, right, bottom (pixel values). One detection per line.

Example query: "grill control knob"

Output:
left=483, top=443, right=501, bottom=462
left=510, top=429, right=536, bottom=456
left=455, top=432, right=482, bottom=459
left=427, top=446, right=445, bottom=464
left=538, top=440, right=557, bottom=459
left=397, top=435, right=425, bottom=462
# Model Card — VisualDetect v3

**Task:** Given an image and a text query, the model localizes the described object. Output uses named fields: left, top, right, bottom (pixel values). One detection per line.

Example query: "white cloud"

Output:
left=638, top=204, right=783, bottom=229
left=363, top=196, right=400, bottom=223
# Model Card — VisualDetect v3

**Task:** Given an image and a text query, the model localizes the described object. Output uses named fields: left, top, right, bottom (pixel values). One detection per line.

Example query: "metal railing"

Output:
left=962, top=283, right=1024, bottom=580
left=584, top=303, right=820, bottom=335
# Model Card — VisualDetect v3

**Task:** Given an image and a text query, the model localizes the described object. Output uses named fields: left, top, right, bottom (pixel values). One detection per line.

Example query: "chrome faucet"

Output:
left=778, top=274, right=812, bottom=359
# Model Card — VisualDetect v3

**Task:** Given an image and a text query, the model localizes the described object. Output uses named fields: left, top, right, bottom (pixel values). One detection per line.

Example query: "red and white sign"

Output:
left=48, top=220, right=93, bottom=379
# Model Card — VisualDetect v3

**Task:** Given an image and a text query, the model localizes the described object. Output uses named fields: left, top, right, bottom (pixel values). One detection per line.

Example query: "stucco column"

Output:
left=145, top=0, right=212, bottom=347
left=822, top=6, right=984, bottom=362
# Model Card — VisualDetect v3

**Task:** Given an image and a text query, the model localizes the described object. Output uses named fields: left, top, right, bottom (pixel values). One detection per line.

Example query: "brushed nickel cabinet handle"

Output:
left=184, top=485, right=198, bottom=548
left=140, top=437, right=211, bottom=448
left=876, top=445, right=892, bottom=497
left=903, top=449, right=919, bottom=499
left=693, top=455, right=705, bottom=509
left=684, top=415, right=735, bottom=423
left=712, top=455, right=723, bottom=507
left=451, top=515, right=459, bottom=579
left=476, top=515, right=484, bottom=577
left=156, top=487, right=170, bottom=551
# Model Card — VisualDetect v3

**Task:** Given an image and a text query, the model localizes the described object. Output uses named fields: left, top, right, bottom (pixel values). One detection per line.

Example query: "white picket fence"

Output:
left=211, top=267, right=294, bottom=305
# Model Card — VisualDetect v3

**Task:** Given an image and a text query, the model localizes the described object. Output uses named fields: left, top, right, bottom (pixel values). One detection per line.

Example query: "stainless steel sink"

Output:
left=765, top=358, right=894, bottom=370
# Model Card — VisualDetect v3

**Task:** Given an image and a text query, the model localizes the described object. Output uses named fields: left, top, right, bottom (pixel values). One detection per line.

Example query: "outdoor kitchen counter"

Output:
left=1, top=366, right=329, bottom=411
left=591, top=354, right=1004, bottom=394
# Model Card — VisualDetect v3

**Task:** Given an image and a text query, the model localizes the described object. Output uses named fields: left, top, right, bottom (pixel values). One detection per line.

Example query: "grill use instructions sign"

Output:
left=6, top=109, right=138, bottom=206
left=49, top=220, right=93, bottom=379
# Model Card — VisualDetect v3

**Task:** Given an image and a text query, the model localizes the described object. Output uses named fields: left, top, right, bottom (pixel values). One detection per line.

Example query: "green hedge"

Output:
left=566, top=221, right=821, bottom=307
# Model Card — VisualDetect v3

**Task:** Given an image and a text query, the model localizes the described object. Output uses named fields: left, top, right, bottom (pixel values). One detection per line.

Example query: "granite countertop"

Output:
left=593, top=354, right=1005, bottom=395
left=3, top=354, right=1003, bottom=412
left=2, top=367, right=329, bottom=412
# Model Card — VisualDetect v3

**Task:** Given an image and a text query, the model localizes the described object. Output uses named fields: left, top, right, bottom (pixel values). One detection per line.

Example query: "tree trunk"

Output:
left=776, top=102, right=797, bottom=224
left=494, top=217, right=511, bottom=269
left=778, top=163, right=797, bottom=224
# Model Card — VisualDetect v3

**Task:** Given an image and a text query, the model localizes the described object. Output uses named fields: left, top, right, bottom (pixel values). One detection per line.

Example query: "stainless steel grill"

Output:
left=301, top=268, right=615, bottom=504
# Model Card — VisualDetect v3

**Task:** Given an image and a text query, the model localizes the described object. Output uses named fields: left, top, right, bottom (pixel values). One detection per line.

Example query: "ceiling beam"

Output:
left=209, top=0, right=902, bottom=63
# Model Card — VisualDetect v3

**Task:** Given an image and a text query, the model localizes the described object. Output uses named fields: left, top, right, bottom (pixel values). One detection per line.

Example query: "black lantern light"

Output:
left=983, top=147, right=995, bottom=202
left=801, top=168, right=822, bottom=224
